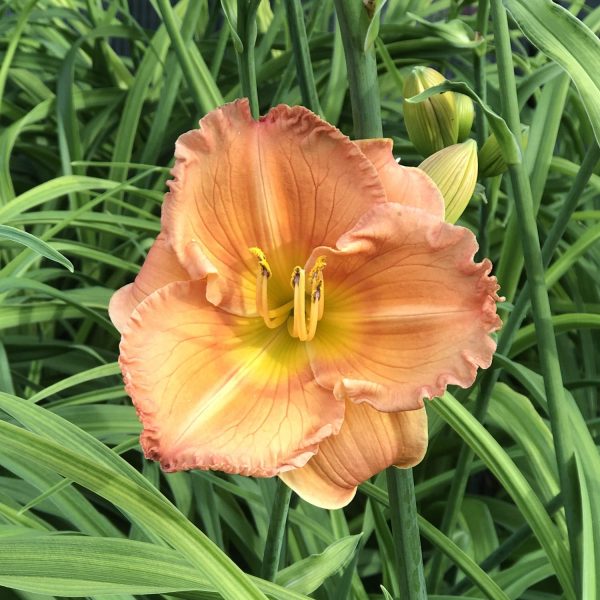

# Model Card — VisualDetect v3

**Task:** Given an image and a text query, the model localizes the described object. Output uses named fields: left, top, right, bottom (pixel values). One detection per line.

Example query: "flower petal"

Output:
left=162, top=99, right=386, bottom=316
left=119, top=280, right=344, bottom=476
left=280, top=401, right=427, bottom=509
left=354, top=139, right=445, bottom=220
left=108, top=233, right=190, bottom=333
left=307, top=203, right=501, bottom=412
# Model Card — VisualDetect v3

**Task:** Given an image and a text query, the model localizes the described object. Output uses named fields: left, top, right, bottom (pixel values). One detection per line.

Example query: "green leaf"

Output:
left=407, top=13, right=484, bottom=49
left=0, top=535, right=217, bottom=597
left=380, top=586, right=394, bottom=600
left=363, top=0, right=387, bottom=52
left=0, top=394, right=268, bottom=600
left=276, top=535, right=361, bottom=594
left=220, top=0, right=244, bottom=52
left=0, top=225, right=73, bottom=271
left=0, top=534, right=309, bottom=600
left=487, top=384, right=560, bottom=506
left=430, top=393, right=575, bottom=599
left=511, top=313, right=600, bottom=357
left=503, top=0, right=600, bottom=146
left=575, top=455, right=596, bottom=600
left=28, top=363, right=121, bottom=404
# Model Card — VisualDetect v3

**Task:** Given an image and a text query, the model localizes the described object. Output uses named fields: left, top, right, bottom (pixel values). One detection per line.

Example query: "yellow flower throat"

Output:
left=249, top=248, right=326, bottom=342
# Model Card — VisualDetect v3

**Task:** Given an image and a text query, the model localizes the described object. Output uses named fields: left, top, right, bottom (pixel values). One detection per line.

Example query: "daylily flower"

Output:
left=109, top=99, right=501, bottom=509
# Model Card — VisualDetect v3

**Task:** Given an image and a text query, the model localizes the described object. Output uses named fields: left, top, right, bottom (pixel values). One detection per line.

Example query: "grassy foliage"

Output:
left=1, top=0, right=600, bottom=598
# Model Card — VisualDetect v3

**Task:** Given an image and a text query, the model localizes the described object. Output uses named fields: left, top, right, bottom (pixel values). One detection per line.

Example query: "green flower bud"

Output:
left=455, top=93, right=474, bottom=141
left=419, top=139, right=478, bottom=224
left=478, top=127, right=528, bottom=178
left=403, top=66, right=459, bottom=157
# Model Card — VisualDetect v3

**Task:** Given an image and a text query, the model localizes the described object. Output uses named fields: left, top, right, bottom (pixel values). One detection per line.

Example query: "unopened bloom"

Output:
left=420, top=140, right=479, bottom=223
left=109, top=100, right=501, bottom=508
left=479, top=128, right=528, bottom=178
left=403, top=66, right=458, bottom=157
left=455, top=93, right=475, bottom=141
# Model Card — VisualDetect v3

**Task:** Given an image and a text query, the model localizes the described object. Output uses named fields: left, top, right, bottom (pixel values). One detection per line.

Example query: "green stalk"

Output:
left=387, top=468, right=427, bottom=599
left=260, top=480, right=293, bottom=581
left=333, top=0, right=382, bottom=138
left=474, top=0, right=491, bottom=259
left=490, top=0, right=580, bottom=595
left=333, top=2, right=426, bottom=598
left=283, top=0, right=322, bottom=114
left=474, top=0, right=490, bottom=146
left=236, top=0, right=260, bottom=117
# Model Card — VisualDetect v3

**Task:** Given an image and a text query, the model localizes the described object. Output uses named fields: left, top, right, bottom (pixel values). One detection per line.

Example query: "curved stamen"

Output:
left=291, top=266, right=308, bottom=340
left=249, top=247, right=289, bottom=329
left=309, top=257, right=327, bottom=324
left=291, top=257, right=327, bottom=342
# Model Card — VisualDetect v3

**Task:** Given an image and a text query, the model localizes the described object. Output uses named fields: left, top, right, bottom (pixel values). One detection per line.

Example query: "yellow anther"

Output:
left=309, top=256, right=327, bottom=282
left=309, top=257, right=326, bottom=324
left=290, top=266, right=302, bottom=289
left=249, top=247, right=272, bottom=277
left=249, top=247, right=288, bottom=329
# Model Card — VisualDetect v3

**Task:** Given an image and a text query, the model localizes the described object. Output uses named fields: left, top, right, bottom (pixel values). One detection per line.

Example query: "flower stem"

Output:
left=332, top=0, right=382, bottom=138
left=490, top=0, right=580, bottom=594
left=387, top=468, right=427, bottom=600
left=260, top=479, right=292, bottom=581
left=334, top=2, right=426, bottom=598
left=236, top=0, right=260, bottom=118
left=283, top=0, right=322, bottom=114
left=474, top=0, right=491, bottom=259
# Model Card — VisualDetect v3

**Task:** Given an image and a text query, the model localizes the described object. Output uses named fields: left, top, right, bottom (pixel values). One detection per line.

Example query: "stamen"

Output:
left=309, top=256, right=327, bottom=323
left=249, top=247, right=287, bottom=329
left=291, top=266, right=308, bottom=341
left=317, top=280, right=325, bottom=320
left=291, top=257, right=327, bottom=342
left=306, top=283, right=321, bottom=341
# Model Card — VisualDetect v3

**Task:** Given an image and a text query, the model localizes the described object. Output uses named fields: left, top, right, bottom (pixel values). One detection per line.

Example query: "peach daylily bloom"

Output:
left=109, top=99, right=501, bottom=509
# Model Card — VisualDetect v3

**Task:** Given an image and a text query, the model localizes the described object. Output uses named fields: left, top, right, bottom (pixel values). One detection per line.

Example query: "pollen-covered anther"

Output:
left=309, top=256, right=326, bottom=322
left=249, top=246, right=272, bottom=277
left=249, top=247, right=289, bottom=329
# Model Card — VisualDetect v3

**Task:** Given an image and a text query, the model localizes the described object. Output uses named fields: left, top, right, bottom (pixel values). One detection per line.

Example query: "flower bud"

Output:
left=403, top=66, right=459, bottom=157
left=478, top=128, right=528, bottom=178
left=419, top=139, right=478, bottom=224
left=455, top=93, right=474, bottom=141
